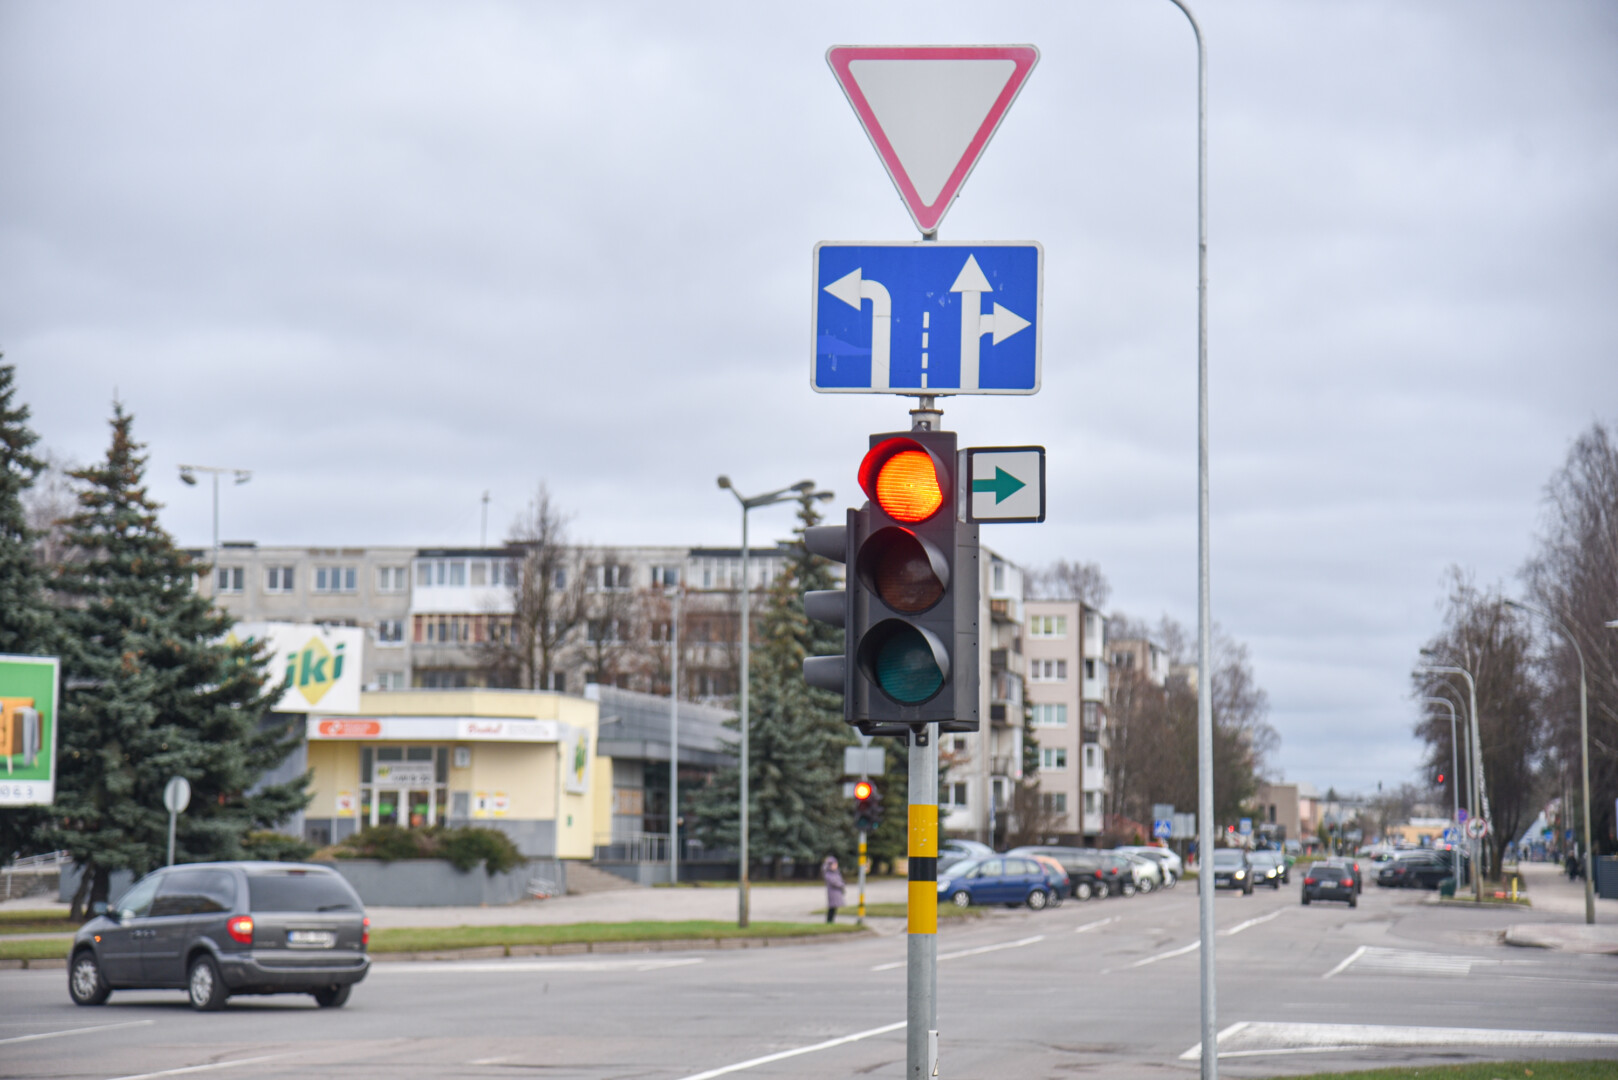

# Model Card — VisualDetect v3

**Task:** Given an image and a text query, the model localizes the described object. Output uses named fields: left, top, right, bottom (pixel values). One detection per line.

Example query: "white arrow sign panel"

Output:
left=964, top=446, right=1045, bottom=523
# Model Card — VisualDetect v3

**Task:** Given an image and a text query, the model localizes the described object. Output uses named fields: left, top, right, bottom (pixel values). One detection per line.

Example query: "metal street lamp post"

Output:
left=669, top=581, right=681, bottom=886
left=177, top=464, right=252, bottom=587
left=1505, top=599, right=1594, bottom=924
left=1420, top=658, right=1486, bottom=902
left=716, top=477, right=832, bottom=927
left=1422, top=696, right=1465, bottom=889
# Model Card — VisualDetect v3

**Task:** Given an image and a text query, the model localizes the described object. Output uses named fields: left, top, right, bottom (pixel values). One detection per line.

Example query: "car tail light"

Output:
left=1342, top=879, right=1353, bottom=887
left=1304, top=878, right=1316, bottom=886
left=227, top=916, right=254, bottom=944
left=362, top=916, right=370, bottom=946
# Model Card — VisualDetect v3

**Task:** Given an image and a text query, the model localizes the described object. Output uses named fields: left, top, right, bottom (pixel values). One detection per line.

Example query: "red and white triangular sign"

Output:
left=827, top=45, right=1039, bottom=236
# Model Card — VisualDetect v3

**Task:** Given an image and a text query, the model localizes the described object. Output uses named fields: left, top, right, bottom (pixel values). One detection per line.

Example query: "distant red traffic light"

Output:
left=853, top=780, right=874, bottom=801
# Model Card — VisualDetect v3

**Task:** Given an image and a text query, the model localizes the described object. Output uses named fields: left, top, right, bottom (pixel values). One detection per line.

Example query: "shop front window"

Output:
left=361, top=745, right=450, bottom=829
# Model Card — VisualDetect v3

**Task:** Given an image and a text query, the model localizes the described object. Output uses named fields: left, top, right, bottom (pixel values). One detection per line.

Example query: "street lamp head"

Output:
left=716, top=475, right=732, bottom=491
left=233, top=470, right=252, bottom=485
left=179, top=468, right=197, bottom=486
left=1605, top=619, right=1618, bottom=629
left=792, top=480, right=815, bottom=493
left=814, top=490, right=835, bottom=502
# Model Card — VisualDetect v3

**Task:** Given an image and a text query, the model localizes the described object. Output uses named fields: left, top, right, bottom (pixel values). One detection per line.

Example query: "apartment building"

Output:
left=1024, top=600, right=1110, bottom=843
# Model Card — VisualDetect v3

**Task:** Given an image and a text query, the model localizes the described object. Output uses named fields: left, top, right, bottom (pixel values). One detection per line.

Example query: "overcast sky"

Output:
left=5, top=2, right=1615, bottom=795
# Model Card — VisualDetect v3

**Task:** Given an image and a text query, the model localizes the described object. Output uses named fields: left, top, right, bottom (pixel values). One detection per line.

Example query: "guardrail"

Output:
left=3, top=849, right=68, bottom=899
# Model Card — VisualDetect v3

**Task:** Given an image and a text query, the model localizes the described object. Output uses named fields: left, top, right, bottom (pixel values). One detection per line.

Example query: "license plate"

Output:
left=287, top=930, right=336, bottom=948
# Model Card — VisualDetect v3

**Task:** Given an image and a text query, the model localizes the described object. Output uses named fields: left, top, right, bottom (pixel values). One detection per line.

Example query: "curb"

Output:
left=371, top=929, right=873, bottom=963
left=0, top=957, right=66, bottom=970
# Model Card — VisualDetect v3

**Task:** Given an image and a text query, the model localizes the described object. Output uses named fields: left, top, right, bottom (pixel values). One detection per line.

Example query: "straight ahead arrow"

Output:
left=972, top=467, right=1026, bottom=504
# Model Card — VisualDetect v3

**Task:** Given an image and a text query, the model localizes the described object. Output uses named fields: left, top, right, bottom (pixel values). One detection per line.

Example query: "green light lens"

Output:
left=874, top=626, right=944, bottom=704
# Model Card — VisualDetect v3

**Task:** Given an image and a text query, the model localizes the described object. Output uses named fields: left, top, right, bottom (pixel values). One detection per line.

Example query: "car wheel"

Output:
left=950, top=890, right=972, bottom=909
left=1301, top=894, right=1311, bottom=905
left=68, top=950, right=110, bottom=1006
left=1121, top=882, right=1137, bottom=898
left=312, top=984, right=351, bottom=1008
left=1163, top=872, right=1177, bottom=889
left=1138, top=878, right=1155, bottom=894
left=1348, top=895, right=1358, bottom=909
left=188, top=955, right=228, bottom=1012
left=1026, top=889, right=1049, bottom=911
left=1074, top=881, right=1094, bottom=902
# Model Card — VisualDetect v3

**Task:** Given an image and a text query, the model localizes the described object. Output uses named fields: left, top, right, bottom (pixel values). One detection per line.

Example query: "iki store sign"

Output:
left=230, top=623, right=365, bottom=714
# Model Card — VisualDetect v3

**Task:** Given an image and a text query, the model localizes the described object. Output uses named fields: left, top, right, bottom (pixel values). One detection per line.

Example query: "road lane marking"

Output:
left=1102, top=939, right=1199, bottom=973
left=1180, top=1020, right=1618, bottom=1060
left=1219, top=909, right=1283, bottom=936
left=105, top=1054, right=292, bottom=1080
left=0, top=1020, right=154, bottom=1046
left=373, top=957, right=704, bottom=974
left=1073, top=917, right=1116, bottom=934
left=676, top=1020, right=905, bottom=1080
left=1321, top=945, right=1366, bottom=979
left=869, top=934, right=1044, bottom=972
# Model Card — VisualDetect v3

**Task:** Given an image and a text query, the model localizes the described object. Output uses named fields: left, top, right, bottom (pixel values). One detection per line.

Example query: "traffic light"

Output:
left=1435, top=771, right=1446, bottom=788
left=803, top=429, right=979, bottom=736
left=853, top=780, right=884, bottom=831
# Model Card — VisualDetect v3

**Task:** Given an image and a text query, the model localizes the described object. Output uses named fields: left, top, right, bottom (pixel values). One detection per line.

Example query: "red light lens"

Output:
left=853, top=781, right=873, bottom=800
left=874, top=451, right=943, bottom=522
left=1342, top=879, right=1353, bottom=887
left=362, top=916, right=370, bottom=946
left=227, top=916, right=254, bottom=944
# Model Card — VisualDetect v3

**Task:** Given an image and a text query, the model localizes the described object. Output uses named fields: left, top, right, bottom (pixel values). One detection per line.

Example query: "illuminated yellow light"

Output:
left=875, top=451, right=943, bottom=522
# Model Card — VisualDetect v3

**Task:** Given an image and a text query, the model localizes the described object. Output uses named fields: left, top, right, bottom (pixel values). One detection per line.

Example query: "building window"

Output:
left=360, top=745, right=448, bottom=828
left=376, top=671, right=406, bottom=691
left=992, top=562, right=1005, bottom=592
left=377, top=566, right=408, bottom=592
left=375, top=619, right=405, bottom=645
left=1030, top=659, right=1068, bottom=682
left=1042, top=792, right=1068, bottom=814
left=1032, top=703, right=1068, bottom=727
left=1041, top=748, right=1068, bottom=770
left=1084, top=658, right=1097, bottom=679
left=1084, top=745, right=1097, bottom=769
left=942, top=781, right=968, bottom=808
left=592, top=564, right=632, bottom=591
left=544, top=671, right=566, bottom=693
left=1082, top=702, right=1100, bottom=730
left=586, top=618, right=622, bottom=644
left=552, top=568, right=566, bottom=589
left=315, top=566, right=357, bottom=593
left=651, top=564, right=680, bottom=588
left=265, top=566, right=295, bottom=593
left=417, top=669, right=469, bottom=689
left=214, top=566, right=244, bottom=593
left=417, top=559, right=467, bottom=587
left=1084, top=791, right=1098, bottom=814
left=1029, top=615, right=1067, bottom=638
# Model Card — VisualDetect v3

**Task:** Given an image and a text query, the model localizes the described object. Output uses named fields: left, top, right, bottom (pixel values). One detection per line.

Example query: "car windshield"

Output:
left=1313, top=866, right=1345, bottom=880
left=1251, top=853, right=1278, bottom=865
left=1212, top=850, right=1244, bottom=866
left=246, top=869, right=360, bottom=912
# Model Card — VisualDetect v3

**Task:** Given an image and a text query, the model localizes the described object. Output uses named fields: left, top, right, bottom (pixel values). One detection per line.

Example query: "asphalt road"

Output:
left=5, top=878, right=1616, bottom=1079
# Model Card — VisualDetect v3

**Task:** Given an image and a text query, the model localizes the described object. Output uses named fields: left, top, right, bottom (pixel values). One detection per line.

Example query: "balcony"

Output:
left=990, top=598, right=1011, bottom=623
left=990, top=755, right=1017, bottom=778
left=990, top=648, right=1008, bottom=671
left=989, top=703, right=1008, bottom=724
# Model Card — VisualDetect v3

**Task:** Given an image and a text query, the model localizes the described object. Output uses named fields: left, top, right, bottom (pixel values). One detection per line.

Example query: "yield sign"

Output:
left=827, top=45, right=1039, bottom=236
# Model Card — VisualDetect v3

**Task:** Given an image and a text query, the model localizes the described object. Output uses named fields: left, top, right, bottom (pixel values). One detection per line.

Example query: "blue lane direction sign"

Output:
left=1152, top=819, right=1173, bottom=840
left=812, top=241, right=1042, bottom=394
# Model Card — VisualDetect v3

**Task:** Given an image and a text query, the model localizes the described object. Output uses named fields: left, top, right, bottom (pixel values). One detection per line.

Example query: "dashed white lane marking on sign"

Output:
left=374, top=957, right=704, bottom=975
left=1219, top=909, right=1283, bottom=937
left=105, top=1054, right=293, bottom=1080
left=0, top=1020, right=153, bottom=1046
left=1180, top=1020, right=1618, bottom=1061
left=676, top=1020, right=905, bottom=1080
left=870, top=933, right=1045, bottom=972
left=1073, top=916, right=1116, bottom=934
left=1322, top=945, right=1366, bottom=979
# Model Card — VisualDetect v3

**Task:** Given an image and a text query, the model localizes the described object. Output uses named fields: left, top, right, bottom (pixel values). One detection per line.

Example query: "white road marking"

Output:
left=1181, top=1020, right=1618, bottom=1060
left=105, top=1054, right=291, bottom=1080
left=469, top=1058, right=508, bottom=1066
left=374, top=957, right=704, bottom=974
left=1348, top=946, right=1476, bottom=977
left=1219, top=909, right=1283, bottom=936
left=676, top=1020, right=905, bottom=1080
left=1073, top=917, right=1116, bottom=934
left=0, top=1020, right=154, bottom=1046
left=870, top=934, right=1044, bottom=972
left=1107, top=939, right=1199, bottom=973
left=1321, top=945, right=1366, bottom=979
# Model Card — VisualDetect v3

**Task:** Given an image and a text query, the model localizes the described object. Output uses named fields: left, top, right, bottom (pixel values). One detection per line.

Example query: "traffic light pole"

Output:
left=907, top=723, right=938, bottom=1080
left=857, top=827, right=867, bottom=925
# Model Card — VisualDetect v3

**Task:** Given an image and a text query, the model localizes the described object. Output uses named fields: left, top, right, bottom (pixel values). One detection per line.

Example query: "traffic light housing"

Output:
left=853, top=780, right=883, bottom=831
left=803, top=429, right=979, bottom=736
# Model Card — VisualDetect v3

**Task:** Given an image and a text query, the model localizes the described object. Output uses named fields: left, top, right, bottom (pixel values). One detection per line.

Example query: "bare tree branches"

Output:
left=477, top=484, right=588, bottom=690
left=1026, top=559, right=1111, bottom=608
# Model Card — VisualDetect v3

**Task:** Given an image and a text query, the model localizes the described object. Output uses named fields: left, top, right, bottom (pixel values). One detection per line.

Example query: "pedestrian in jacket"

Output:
left=822, top=855, right=846, bottom=923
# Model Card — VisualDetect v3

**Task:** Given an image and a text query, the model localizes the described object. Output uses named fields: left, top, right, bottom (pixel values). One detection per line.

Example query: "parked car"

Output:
left=69, top=862, right=370, bottom=1011
left=1118, top=851, right=1165, bottom=893
left=1378, top=850, right=1468, bottom=890
left=1029, top=854, right=1072, bottom=904
left=939, top=839, right=995, bottom=874
left=1207, top=848, right=1255, bottom=895
left=1118, top=845, right=1183, bottom=885
left=936, top=855, right=1061, bottom=910
left=1301, top=863, right=1357, bottom=907
left=1008, top=846, right=1107, bottom=901
left=1248, top=850, right=1288, bottom=888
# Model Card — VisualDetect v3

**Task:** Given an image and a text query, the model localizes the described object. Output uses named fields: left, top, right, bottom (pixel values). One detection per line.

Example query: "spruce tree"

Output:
left=0, top=360, right=56, bottom=863
left=692, top=494, right=855, bottom=874
left=51, top=405, right=308, bottom=916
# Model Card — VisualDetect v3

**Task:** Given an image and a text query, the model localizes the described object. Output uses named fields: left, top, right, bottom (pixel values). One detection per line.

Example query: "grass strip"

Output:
left=0, top=936, right=71, bottom=960
left=368, top=919, right=863, bottom=954
left=1272, top=1062, right=1616, bottom=1080
left=0, top=918, right=80, bottom=935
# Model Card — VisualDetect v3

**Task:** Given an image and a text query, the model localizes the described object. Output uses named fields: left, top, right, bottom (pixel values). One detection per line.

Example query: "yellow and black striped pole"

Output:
left=907, top=725, right=938, bottom=1078
left=857, top=829, right=868, bottom=923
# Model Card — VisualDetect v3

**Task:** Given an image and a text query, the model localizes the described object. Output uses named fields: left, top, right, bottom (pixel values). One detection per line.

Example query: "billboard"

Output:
left=0, top=654, right=60, bottom=806
left=230, top=623, right=366, bottom=714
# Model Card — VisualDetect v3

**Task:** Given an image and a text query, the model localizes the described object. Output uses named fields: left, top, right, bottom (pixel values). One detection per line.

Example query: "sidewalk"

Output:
left=1504, top=861, right=1618, bottom=955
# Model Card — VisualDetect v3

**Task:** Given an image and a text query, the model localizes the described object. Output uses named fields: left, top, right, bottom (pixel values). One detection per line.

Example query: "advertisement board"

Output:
left=231, top=623, right=366, bottom=714
left=0, top=654, right=60, bottom=806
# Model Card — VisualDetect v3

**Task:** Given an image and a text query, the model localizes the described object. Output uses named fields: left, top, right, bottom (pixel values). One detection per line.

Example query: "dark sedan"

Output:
left=1301, top=863, right=1357, bottom=907
left=70, top=862, right=369, bottom=1010
left=1377, top=851, right=1467, bottom=890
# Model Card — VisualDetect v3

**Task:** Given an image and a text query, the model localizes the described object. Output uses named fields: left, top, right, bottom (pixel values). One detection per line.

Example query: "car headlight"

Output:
left=1266, top=869, right=1276, bottom=877
left=1234, top=870, right=1246, bottom=879
left=937, top=880, right=951, bottom=893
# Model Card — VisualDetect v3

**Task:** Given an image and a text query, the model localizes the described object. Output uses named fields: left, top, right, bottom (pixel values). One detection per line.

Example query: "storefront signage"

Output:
left=335, top=792, right=356, bottom=816
left=560, top=724, right=591, bottom=795
left=307, top=716, right=561, bottom=743
left=233, top=623, right=365, bottom=714
left=317, top=719, right=383, bottom=738
left=0, top=654, right=59, bottom=806
left=374, top=761, right=436, bottom=788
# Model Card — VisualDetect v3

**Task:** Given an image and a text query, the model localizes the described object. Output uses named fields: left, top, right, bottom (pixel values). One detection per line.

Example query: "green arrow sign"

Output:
left=972, top=467, right=1027, bottom=504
